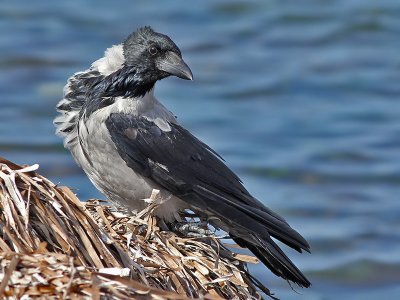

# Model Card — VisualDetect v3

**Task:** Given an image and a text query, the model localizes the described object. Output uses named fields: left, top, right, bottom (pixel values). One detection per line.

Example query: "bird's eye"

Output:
left=148, top=46, right=158, bottom=55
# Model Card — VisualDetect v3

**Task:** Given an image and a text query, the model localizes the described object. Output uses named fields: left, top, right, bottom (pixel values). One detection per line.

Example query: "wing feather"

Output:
left=105, top=113, right=310, bottom=287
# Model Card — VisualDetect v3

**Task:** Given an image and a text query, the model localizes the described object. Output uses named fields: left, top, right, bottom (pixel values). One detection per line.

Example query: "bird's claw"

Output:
left=171, top=221, right=214, bottom=238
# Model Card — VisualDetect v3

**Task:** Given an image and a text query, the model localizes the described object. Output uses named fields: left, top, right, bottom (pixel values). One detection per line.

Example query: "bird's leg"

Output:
left=171, top=220, right=215, bottom=238
left=135, top=224, right=148, bottom=235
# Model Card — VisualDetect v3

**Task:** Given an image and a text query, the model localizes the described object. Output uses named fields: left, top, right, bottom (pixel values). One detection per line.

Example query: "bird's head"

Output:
left=123, top=26, right=193, bottom=85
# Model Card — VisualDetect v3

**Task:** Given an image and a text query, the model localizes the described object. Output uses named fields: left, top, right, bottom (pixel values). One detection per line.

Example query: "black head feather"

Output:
left=123, top=26, right=183, bottom=82
left=83, top=27, right=192, bottom=112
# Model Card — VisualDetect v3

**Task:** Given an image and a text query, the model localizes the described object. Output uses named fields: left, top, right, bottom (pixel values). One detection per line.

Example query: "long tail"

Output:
left=190, top=185, right=311, bottom=287
left=233, top=234, right=311, bottom=287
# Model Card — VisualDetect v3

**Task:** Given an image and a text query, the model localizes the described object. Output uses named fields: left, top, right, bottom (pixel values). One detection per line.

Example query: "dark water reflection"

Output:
left=1, top=1, right=400, bottom=298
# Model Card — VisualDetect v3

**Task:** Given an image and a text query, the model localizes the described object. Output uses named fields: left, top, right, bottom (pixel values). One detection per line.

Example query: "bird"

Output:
left=54, top=26, right=311, bottom=288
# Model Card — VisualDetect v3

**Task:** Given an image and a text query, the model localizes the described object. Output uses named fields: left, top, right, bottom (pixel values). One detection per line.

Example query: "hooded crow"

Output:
left=54, top=26, right=311, bottom=288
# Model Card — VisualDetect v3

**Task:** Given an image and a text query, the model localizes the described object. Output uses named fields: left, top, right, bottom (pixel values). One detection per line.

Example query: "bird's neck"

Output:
left=96, top=66, right=155, bottom=98
left=90, top=44, right=156, bottom=98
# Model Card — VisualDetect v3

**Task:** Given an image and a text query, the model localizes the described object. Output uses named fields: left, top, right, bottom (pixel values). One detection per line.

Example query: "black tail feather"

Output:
left=190, top=185, right=311, bottom=287
left=233, top=236, right=311, bottom=288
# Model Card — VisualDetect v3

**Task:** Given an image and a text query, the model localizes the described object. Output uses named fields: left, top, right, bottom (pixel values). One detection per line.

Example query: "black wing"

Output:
left=106, top=113, right=310, bottom=287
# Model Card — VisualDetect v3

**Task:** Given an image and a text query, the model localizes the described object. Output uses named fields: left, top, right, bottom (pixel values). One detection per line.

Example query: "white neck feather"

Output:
left=91, top=88, right=156, bottom=121
left=91, top=44, right=125, bottom=76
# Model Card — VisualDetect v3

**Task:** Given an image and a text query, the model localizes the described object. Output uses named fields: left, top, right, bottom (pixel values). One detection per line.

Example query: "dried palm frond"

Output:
left=0, top=157, right=274, bottom=299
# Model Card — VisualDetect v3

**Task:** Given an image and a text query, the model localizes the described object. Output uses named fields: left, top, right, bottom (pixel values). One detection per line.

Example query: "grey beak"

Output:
left=156, top=51, right=193, bottom=80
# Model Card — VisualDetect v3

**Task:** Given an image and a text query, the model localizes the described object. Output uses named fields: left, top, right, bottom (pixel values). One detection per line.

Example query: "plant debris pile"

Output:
left=0, top=157, right=273, bottom=299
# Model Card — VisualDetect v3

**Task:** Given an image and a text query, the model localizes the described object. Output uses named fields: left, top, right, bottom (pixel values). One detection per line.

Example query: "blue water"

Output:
left=1, top=0, right=400, bottom=298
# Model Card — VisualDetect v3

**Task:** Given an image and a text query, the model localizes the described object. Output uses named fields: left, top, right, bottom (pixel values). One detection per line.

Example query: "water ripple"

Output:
left=1, top=1, right=400, bottom=299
